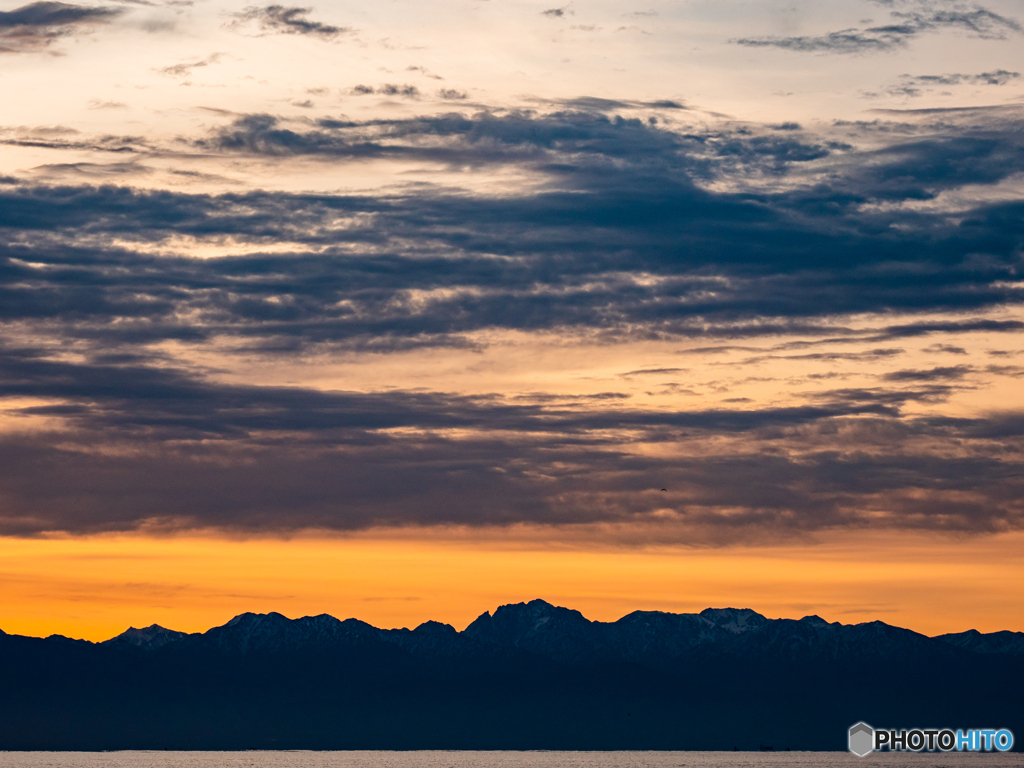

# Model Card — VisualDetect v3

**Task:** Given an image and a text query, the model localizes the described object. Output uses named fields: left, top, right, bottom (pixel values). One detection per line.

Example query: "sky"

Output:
left=0, top=0, right=1023, bottom=641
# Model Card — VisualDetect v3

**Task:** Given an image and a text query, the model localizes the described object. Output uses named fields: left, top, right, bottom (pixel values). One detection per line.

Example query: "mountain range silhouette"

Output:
left=2, top=600, right=1021, bottom=750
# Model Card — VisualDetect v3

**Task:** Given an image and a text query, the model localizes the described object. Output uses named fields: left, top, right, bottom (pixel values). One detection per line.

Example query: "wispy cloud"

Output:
left=86, top=99, right=127, bottom=109
left=0, top=1, right=123, bottom=54
left=734, top=5, right=1021, bottom=54
left=907, top=69, right=1020, bottom=86
left=228, top=4, right=348, bottom=39
left=158, top=52, right=226, bottom=78
left=349, top=83, right=420, bottom=97
left=870, top=69, right=1020, bottom=98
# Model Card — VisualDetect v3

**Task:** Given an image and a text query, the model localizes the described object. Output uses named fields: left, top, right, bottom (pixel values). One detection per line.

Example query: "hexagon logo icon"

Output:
left=849, top=722, right=874, bottom=757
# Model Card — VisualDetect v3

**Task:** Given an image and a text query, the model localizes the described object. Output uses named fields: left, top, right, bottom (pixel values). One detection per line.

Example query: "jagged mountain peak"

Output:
left=225, top=611, right=290, bottom=627
left=498, top=598, right=579, bottom=616
left=699, top=607, right=768, bottom=633
left=491, top=599, right=592, bottom=632
left=463, top=598, right=609, bottom=663
left=413, top=620, right=457, bottom=635
left=467, top=599, right=591, bottom=636
left=465, top=598, right=566, bottom=622
left=103, top=624, right=188, bottom=651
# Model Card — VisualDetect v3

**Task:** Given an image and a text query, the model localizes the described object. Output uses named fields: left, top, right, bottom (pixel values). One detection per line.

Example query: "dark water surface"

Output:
left=1, top=753, right=1022, bottom=768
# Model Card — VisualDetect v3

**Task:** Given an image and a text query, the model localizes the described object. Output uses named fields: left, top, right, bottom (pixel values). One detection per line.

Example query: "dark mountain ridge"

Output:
left=79, top=598, right=1021, bottom=664
left=936, top=627, right=1024, bottom=655
left=1, top=599, right=1021, bottom=751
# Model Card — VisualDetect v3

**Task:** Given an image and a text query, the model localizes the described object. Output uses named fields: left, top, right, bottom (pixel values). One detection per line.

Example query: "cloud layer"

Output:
left=0, top=101, right=1021, bottom=541
left=2, top=109, right=1022, bottom=351
left=0, top=341, right=1021, bottom=539
left=0, top=0, right=1022, bottom=545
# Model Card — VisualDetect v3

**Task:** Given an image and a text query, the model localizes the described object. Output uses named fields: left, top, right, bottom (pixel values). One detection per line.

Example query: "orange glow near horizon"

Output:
left=1, top=529, right=1022, bottom=642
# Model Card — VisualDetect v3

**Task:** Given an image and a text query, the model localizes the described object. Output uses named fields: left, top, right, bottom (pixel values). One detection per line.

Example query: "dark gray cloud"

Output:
left=0, top=127, right=147, bottom=153
left=870, top=320, right=1024, bottom=341
left=348, top=83, right=421, bottom=98
left=789, top=133, right=1024, bottom=202
left=923, top=343, right=968, bottom=354
left=906, top=69, right=1020, bottom=86
left=621, top=367, right=686, bottom=377
left=739, top=349, right=906, bottom=365
left=197, top=109, right=838, bottom=192
left=872, top=69, right=1020, bottom=98
left=985, top=364, right=1024, bottom=377
left=734, top=6, right=1021, bottom=54
left=202, top=109, right=696, bottom=164
left=534, top=96, right=688, bottom=111
left=0, top=1, right=122, bottom=53
left=882, top=365, right=974, bottom=382
left=0, top=345, right=1019, bottom=539
left=0, top=109, right=1021, bottom=351
left=3, top=426, right=1016, bottom=539
left=378, top=83, right=420, bottom=98
left=229, top=5, right=348, bottom=39
left=0, top=188, right=1016, bottom=350
left=198, top=108, right=1024, bottom=205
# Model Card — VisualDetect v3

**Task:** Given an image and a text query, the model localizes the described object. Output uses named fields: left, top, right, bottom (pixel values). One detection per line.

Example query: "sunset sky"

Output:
left=1, top=0, right=1023, bottom=641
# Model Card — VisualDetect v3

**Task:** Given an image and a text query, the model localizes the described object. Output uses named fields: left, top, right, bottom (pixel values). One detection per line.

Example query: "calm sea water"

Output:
left=0, top=753, right=1021, bottom=768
